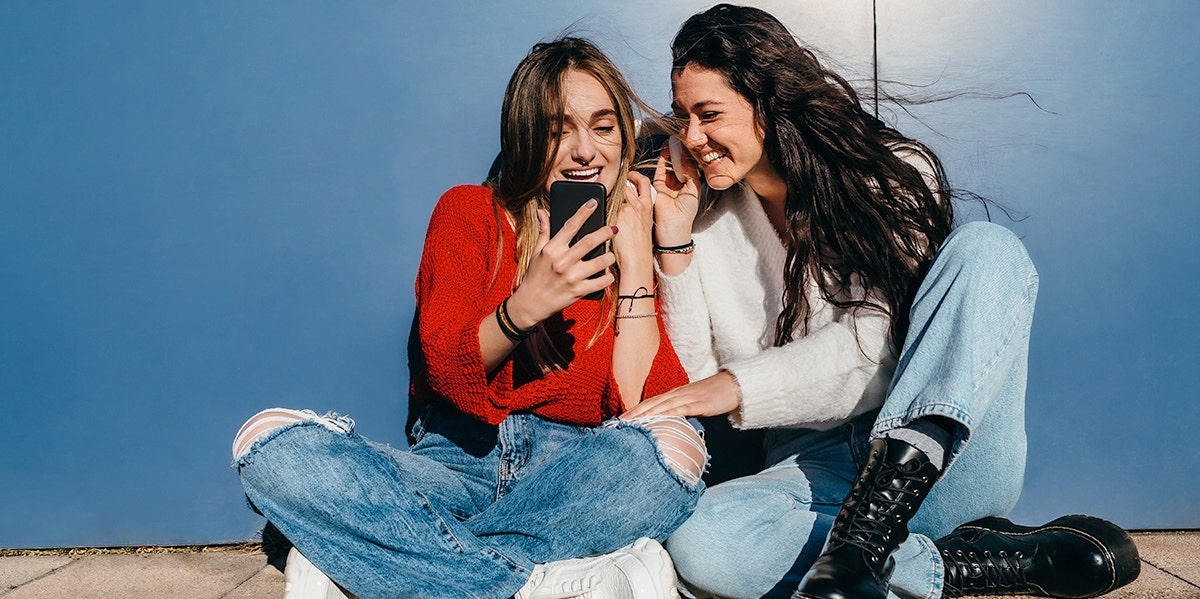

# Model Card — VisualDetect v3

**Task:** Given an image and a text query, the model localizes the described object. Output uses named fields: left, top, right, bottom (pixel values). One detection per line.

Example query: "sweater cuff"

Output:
left=441, top=320, right=513, bottom=426
left=655, top=261, right=718, bottom=379
left=724, top=357, right=805, bottom=430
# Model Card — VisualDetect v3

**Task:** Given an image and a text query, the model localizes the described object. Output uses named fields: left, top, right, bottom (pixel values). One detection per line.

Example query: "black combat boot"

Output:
left=793, top=437, right=940, bottom=599
left=937, top=515, right=1141, bottom=598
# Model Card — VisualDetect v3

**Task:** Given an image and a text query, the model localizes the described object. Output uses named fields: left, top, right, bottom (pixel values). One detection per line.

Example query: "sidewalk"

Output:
left=2, top=532, right=1198, bottom=598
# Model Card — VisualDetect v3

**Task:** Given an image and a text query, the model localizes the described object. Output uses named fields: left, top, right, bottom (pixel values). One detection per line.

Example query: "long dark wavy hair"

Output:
left=672, top=4, right=955, bottom=349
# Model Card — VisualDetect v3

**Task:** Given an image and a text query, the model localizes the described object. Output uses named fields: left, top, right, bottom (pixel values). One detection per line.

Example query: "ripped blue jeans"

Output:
left=235, top=403, right=704, bottom=599
left=666, top=222, right=1040, bottom=599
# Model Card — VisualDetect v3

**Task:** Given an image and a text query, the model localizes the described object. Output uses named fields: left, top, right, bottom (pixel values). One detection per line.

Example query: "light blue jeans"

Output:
left=236, top=403, right=704, bottom=599
left=666, top=222, right=1039, bottom=599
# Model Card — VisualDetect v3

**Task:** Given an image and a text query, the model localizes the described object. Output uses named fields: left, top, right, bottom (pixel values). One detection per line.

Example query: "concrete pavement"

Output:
left=2, top=532, right=1198, bottom=598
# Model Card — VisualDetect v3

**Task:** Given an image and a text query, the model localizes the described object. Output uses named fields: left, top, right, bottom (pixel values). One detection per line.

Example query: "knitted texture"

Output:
left=657, top=182, right=897, bottom=431
left=412, top=185, right=688, bottom=427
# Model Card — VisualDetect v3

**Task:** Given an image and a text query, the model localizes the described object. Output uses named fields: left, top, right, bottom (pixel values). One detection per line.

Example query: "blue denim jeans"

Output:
left=666, top=222, right=1039, bottom=599
left=236, top=403, right=704, bottom=599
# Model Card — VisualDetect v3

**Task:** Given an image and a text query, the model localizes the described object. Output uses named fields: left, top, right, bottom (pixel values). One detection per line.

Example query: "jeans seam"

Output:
left=476, top=551, right=534, bottom=599
left=496, top=415, right=530, bottom=500
left=969, top=287, right=1034, bottom=404
left=911, top=533, right=944, bottom=599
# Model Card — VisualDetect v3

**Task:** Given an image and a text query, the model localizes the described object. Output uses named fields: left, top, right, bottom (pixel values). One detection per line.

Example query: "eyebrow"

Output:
left=558, top=107, right=617, bottom=126
left=671, top=100, right=724, bottom=113
left=583, top=108, right=616, bottom=123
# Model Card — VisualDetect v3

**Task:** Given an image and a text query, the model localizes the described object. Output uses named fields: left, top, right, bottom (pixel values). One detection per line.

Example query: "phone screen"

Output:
left=549, top=181, right=607, bottom=300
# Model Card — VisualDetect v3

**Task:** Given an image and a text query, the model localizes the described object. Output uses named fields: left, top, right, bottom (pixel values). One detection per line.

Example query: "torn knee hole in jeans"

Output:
left=232, top=408, right=354, bottom=461
left=611, top=415, right=708, bottom=486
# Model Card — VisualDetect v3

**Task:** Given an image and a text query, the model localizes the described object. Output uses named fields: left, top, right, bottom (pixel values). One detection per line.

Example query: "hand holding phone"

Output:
left=549, top=181, right=608, bottom=300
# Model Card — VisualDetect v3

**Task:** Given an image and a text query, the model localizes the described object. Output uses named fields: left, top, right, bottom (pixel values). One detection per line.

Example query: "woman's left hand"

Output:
left=621, top=371, right=741, bottom=419
left=611, top=170, right=655, bottom=270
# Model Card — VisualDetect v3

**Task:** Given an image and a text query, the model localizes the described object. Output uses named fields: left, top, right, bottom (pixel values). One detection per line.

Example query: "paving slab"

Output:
left=2, top=532, right=1199, bottom=598
left=1173, top=569, right=1200, bottom=588
left=0, top=557, right=72, bottom=591
left=1133, top=532, right=1200, bottom=593
left=223, top=564, right=285, bottom=599
left=1138, top=532, right=1200, bottom=569
left=1, top=552, right=266, bottom=599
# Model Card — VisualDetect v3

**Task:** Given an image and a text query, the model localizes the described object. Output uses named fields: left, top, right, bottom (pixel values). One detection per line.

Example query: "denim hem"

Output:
left=869, top=402, right=973, bottom=440
left=477, top=548, right=534, bottom=599
left=604, top=419, right=706, bottom=493
left=870, top=402, right=985, bottom=470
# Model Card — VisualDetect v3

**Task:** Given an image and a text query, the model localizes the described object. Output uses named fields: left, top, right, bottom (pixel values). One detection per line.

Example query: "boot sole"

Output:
left=957, top=515, right=1141, bottom=598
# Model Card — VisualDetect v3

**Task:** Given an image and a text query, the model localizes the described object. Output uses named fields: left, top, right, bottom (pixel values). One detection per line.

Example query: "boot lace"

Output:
left=941, top=548, right=1030, bottom=598
left=828, top=458, right=931, bottom=563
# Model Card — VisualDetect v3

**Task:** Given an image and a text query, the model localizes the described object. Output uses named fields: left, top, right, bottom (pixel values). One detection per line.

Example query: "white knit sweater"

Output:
left=657, top=182, right=897, bottom=431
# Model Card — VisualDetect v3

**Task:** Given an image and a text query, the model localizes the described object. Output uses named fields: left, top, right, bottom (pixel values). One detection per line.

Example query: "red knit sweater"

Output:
left=411, top=185, right=690, bottom=427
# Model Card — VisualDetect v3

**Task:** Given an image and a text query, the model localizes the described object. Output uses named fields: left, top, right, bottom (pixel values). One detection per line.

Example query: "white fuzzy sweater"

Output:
left=657, top=182, right=897, bottom=431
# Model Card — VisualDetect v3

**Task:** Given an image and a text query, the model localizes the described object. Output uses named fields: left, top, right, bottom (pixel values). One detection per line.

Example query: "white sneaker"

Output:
left=283, top=546, right=355, bottom=599
left=514, top=538, right=680, bottom=599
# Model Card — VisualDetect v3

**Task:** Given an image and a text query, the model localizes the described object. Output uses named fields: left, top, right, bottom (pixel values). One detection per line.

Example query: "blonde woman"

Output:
left=232, top=38, right=706, bottom=599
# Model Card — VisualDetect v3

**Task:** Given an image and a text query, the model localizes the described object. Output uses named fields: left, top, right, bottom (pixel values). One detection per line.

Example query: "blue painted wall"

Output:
left=1, top=1, right=1196, bottom=548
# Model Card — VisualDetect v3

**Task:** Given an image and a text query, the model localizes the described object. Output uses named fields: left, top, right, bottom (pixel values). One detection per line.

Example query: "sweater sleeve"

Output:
left=656, top=261, right=721, bottom=382
left=726, top=287, right=896, bottom=430
left=414, top=186, right=515, bottom=425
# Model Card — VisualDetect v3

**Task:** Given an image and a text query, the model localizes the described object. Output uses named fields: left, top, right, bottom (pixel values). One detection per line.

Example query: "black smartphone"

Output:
left=549, top=180, right=607, bottom=300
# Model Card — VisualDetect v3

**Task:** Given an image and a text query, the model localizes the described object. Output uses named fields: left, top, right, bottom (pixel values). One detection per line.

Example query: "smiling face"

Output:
left=671, top=63, right=784, bottom=197
left=544, top=69, right=623, bottom=195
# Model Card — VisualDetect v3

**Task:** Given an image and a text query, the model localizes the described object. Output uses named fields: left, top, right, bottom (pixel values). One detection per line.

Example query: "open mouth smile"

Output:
left=563, top=167, right=601, bottom=181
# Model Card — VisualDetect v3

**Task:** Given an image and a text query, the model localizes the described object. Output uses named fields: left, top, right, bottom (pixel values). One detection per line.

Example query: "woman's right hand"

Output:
left=504, top=199, right=616, bottom=330
left=652, top=140, right=702, bottom=247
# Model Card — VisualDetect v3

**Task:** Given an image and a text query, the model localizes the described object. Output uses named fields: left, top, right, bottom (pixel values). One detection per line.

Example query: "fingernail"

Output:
left=611, top=226, right=619, bottom=234
left=585, top=198, right=597, bottom=209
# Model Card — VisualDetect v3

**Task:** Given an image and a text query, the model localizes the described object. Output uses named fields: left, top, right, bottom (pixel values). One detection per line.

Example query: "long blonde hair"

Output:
left=488, top=37, right=643, bottom=372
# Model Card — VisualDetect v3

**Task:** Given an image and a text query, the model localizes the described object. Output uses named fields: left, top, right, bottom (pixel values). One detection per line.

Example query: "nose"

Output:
left=682, top=115, right=706, bottom=150
left=570, top=129, right=598, bottom=164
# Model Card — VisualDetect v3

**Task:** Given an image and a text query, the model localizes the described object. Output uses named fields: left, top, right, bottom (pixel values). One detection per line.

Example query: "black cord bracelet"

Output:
left=496, top=298, right=536, bottom=342
left=653, top=240, right=695, bottom=254
left=616, top=286, right=655, bottom=316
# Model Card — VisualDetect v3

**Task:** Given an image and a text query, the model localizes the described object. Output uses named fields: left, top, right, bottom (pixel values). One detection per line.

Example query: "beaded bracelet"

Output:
left=495, top=298, right=536, bottom=342
left=614, top=312, right=658, bottom=319
left=653, top=240, right=695, bottom=254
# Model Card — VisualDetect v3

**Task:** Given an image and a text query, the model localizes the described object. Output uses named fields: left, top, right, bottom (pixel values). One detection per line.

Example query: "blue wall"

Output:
left=1, top=1, right=1196, bottom=548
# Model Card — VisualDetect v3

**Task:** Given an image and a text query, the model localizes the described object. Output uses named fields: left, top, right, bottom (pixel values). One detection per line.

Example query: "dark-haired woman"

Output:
left=623, top=5, right=1139, bottom=599
left=231, top=37, right=705, bottom=599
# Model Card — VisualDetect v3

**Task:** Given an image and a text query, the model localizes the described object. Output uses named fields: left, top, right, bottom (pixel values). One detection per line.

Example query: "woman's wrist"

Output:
left=655, top=247, right=694, bottom=276
left=502, top=292, right=540, bottom=332
left=616, top=250, right=655, bottom=280
left=653, top=240, right=695, bottom=255
left=654, top=224, right=694, bottom=248
left=495, top=299, right=535, bottom=342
